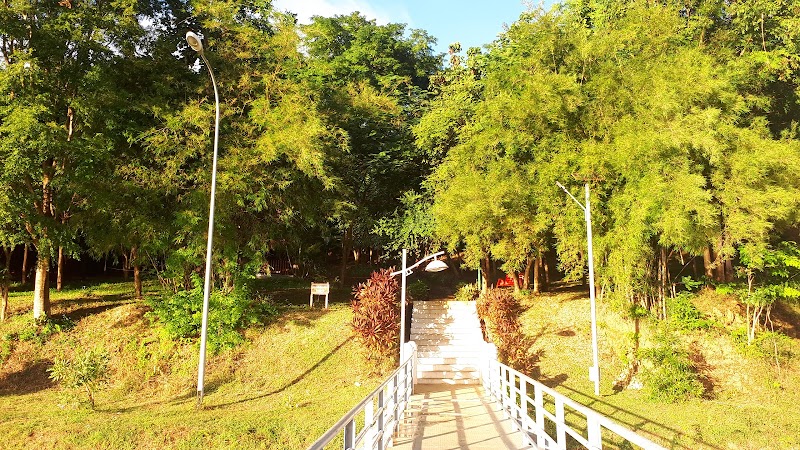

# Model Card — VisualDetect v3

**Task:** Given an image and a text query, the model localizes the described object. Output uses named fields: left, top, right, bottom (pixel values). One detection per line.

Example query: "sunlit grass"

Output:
left=0, top=279, right=384, bottom=449
left=518, top=288, right=800, bottom=449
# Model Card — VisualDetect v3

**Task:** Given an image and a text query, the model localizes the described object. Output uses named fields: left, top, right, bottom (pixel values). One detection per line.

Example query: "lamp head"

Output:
left=424, top=260, right=448, bottom=273
left=186, top=31, right=204, bottom=54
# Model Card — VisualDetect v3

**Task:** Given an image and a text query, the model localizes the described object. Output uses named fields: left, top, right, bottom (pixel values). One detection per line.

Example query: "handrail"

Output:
left=308, top=342, right=417, bottom=450
left=482, top=343, right=666, bottom=450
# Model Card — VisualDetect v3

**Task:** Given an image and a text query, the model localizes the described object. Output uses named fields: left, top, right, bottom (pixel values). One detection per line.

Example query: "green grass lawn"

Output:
left=0, top=278, right=384, bottom=449
left=518, top=287, right=800, bottom=450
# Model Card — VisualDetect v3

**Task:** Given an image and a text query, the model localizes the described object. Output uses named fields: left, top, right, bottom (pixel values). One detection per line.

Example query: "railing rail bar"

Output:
left=308, top=344, right=416, bottom=450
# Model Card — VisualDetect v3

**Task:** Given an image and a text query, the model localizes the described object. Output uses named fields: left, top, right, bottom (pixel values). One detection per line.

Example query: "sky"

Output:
left=271, top=0, right=537, bottom=56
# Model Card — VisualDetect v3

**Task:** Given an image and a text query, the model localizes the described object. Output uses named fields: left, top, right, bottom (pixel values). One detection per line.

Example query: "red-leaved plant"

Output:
left=351, top=269, right=400, bottom=366
left=477, top=288, right=537, bottom=374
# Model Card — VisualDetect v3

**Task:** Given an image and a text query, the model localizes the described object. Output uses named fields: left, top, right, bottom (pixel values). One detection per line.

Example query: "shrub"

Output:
left=147, top=274, right=277, bottom=353
left=454, top=282, right=480, bottom=302
left=17, top=315, right=76, bottom=344
left=406, top=279, right=430, bottom=301
left=476, top=288, right=536, bottom=373
left=669, top=293, right=715, bottom=331
left=49, top=348, right=110, bottom=408
left=351, top=269, right=400, bottom=365
left=638, top=328, right=704, bottom=402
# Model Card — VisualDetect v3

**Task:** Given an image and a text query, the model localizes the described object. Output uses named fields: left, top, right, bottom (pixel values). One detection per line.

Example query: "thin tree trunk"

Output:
left=57, top=246, right=64, bottom=291
left=33, top=256, right=50, bottom=319
left=703, top=246, right=714, bottom=279
left=542, top=254, right=550, bottom=290
left=523, top=255, right=534, bottom=290
left=122, top=251, right=130, bottom=280
left=512, top=271, right=521, bottom=293
left=481, top=255, right=490, bottom=291
left=132, top=246, right=142, bottom=299
left=1, top=246, right=10, bottom=321
left=339, top=226, right=352, bottom=286
left=21, top=243, right=29, bottom=283
left=533, top=256, right=541, bottom=294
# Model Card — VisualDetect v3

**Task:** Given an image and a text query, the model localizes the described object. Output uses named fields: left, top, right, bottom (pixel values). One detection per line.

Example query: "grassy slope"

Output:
left=0, top=279, right=384, bottom=449
left=518, top=287, right=800, bottom=450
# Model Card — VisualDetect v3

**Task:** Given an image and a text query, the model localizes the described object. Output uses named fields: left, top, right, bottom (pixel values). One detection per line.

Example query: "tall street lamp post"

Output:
left=557, top=181, right=600, bottom=396
left=390, top=250, right=448, bottom=363
left=186, top=31, right=220, bottom=406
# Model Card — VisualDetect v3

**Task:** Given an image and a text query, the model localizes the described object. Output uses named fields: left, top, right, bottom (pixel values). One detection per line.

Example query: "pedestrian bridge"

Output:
left=308, top=301, right=666, bottom=450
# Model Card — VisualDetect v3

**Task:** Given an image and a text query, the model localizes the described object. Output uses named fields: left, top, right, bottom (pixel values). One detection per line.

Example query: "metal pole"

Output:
left=585, top=183, right=600, bottom=396
left=399, top=249, right=408, bottom=363
left=197, top=51, right=220, bottom=406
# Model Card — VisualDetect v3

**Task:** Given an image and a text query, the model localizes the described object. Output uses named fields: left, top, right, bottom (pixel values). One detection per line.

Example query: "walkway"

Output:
left=392, top=384, right=533, bottom=450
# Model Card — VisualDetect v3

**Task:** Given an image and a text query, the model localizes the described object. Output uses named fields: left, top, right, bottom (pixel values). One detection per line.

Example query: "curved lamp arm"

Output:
left=390, top=251, right=445, bottom=277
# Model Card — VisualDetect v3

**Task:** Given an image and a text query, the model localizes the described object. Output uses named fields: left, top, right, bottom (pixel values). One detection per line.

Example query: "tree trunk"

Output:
left=21, top=244, right=29, bottom=284
left=725, top=259, right=734, bottom=282
left=339, top=226, right=352, bottom=286
left=122, top=251, right=130, bottom=280
left=33, top=256, right=50, bottom=319
left=132, top=246, right=142, bottom=299
left=542, top=254, right=550, bottom=291
left=703, top=246, right=714, bottom=279
left=480, top=255, right=490, bottom=292
left=523, top=255, right=534, bottom=290
left=1, top=246, right=10, bottom=321
left=57, top=246, right=64, bottom=291
left=533, top=256, right=541, bottom=294
left=512, top=271, right=521, bottom=293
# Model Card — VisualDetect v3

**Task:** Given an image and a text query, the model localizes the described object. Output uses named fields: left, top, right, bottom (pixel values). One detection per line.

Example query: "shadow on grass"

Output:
left=207, top=336, right=353, bottom=409
left=0, top=359, right=55, bottom=396
left=556, top=384, right=724, bottom=450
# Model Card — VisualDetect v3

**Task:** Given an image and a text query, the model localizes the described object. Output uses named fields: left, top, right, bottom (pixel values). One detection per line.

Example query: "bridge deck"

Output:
left=392, top=384, right=533, bottom=450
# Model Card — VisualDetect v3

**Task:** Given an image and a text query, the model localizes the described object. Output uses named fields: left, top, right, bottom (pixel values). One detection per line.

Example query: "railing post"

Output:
left=365, top=399, right=375, bottom=450
left=587, top=415, right=602, bottom=450
left=534, top=384, right=545, bottom=446
left=344, top=418, right=355, bottom=450
left=555, top=397, right=566, bottom=447
left=377, top=388, right=386, bottom=450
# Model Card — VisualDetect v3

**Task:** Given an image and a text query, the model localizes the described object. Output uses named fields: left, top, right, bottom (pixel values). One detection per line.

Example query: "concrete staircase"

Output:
left=410, top=300, right=484, bottom=385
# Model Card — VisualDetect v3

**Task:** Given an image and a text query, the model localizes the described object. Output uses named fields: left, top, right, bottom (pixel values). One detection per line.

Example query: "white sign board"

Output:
left=310, top=282, right=330, bottom=308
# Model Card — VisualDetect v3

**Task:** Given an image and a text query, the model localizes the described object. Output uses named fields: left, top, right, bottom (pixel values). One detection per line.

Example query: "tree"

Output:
left=301, top=13, right=440, bottom=281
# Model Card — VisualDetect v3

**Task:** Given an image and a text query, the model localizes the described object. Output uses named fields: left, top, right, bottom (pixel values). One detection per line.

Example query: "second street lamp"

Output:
left=186, top=31, right=220, bottom=407
left=390, top=250, right=448, bottom=363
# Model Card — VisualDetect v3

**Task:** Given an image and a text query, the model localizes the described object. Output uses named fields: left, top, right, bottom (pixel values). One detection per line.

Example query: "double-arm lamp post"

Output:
left=186, top=31, right=220, bottom=407
left=390, top=250, right=448, bottom=363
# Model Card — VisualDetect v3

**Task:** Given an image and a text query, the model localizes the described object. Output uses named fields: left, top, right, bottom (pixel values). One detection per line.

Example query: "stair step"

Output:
left=417, top=363, right=480, bottom=372
left=415, top=378, right=480, bottom=385
left=417, top=356, right=482, bottom=365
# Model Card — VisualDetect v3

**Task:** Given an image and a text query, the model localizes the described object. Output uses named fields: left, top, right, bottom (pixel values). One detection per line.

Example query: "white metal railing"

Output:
left=308, top=342, right=417, bottom=450
left=482, top=344, right=667, bottom=450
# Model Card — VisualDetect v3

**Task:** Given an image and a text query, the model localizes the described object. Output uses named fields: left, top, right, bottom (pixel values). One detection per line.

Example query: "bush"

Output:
left=406, top=279, right=430, bottom=301
left=476, top=288, right=536, bottom=373
left=17, top=315, right=76, bottom=345
left=638, top=328, right=704, bottom=402
left=351, top=269, right=400, bottom=366
left=49, top=348, right=110, bottom=408
left=669, top=293, right=715, bottom=331
left=454, top=282, right=480, bottom=302
left=147, top=274, right=277, bottom=353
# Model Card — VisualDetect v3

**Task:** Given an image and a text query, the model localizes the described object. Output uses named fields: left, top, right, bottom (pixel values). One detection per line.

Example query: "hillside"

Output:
left=519, top=286, right=800, bottom=449
left=0, top=281, right=383, bottom=449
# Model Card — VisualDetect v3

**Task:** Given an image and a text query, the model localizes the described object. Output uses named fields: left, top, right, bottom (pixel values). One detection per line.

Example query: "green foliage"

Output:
left=147, top=275, right=277, bottom=353
left=669, top=294, right=715, bottom=331
left=350, top=269, right=400, bottom=365
left=476, top=288, right=536, bottom=373
left=454, top=283, right=481, bottom=302
left=639, top=329, right=705, bottom=403
left=48, top=348, right=110, bottom=408
left=731, top=327, right=794, bottom=360
left=16, top=316, right=76, bottom=345
left=406, top=279, right=430, bottom=301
